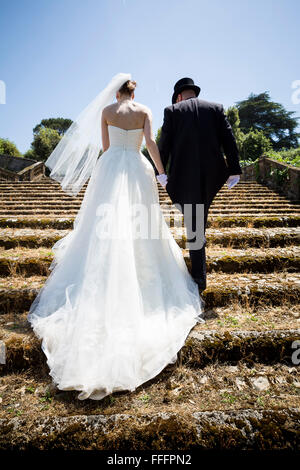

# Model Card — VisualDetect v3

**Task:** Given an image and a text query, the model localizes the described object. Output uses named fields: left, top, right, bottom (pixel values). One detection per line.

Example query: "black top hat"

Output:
left=172, top=77, right=201, bottom=104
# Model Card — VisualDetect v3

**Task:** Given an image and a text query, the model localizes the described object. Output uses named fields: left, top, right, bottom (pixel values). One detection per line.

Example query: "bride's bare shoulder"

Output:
left=103, top=103, right=117, bottom=114
left=133, top=101, right=152, bottom=115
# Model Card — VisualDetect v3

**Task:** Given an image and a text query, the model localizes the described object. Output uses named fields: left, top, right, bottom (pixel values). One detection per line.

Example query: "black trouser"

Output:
left=175, top=202, right=209, bottom=289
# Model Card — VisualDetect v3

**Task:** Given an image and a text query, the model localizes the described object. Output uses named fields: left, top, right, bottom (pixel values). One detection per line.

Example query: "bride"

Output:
left=27, top=73, right=205, bottom=401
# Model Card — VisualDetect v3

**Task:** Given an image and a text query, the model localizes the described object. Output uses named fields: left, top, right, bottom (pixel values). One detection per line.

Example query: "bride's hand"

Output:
left=156, top=173, right=168, bottom=188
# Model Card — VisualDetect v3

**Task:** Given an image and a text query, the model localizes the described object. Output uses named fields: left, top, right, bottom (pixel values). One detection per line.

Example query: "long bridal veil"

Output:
left=44, top=72, right=132, bottom=196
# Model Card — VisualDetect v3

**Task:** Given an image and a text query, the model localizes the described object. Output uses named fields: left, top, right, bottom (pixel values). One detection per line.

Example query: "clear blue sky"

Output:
left=0, top=0, right=299, bottom=153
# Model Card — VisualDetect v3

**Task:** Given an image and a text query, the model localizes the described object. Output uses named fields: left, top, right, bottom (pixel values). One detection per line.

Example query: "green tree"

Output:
left=0, top=138, right=23, bottom=157
left=225, top=106, right=245, bottom=155
left=240, top=129, right=272, bottom=162
left=33, top=118, right=73, bottom=136
left=236, top=92, right=299, bottom=150
left=30, top=127, right=61, bottom=161
left=23, top=149, right=35, bottom=159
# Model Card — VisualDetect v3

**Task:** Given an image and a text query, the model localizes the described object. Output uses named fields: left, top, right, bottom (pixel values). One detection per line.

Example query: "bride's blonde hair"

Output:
left=118, top=80, right=137, bottom=96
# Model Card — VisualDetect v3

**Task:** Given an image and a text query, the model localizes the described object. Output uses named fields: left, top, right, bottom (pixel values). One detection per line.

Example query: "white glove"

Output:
left=156, top=173, right=168, bottom=188
left=226, top=175, right=240, bottom=189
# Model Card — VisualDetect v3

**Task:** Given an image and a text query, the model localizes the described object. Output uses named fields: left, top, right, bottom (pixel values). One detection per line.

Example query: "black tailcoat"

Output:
left=158, top=97, right=242, bottom=208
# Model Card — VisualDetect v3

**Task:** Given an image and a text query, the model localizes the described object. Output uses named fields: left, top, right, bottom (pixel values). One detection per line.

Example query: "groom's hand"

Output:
left=226, top=175, right=240, bottom=189
left=156, top=173, right=168, bottom=188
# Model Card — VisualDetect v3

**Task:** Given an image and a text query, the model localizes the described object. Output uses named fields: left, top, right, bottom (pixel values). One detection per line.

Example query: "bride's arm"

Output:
left=144, top=109, right=165, bottom=175
left=101, top=109, right=110, bottom=152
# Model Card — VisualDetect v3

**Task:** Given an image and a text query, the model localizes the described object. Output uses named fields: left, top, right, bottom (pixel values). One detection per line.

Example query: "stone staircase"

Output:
left=0, top=177, right=299, bottom=450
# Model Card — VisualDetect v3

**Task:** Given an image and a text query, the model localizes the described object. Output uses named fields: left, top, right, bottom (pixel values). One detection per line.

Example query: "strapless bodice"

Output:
left=108, top=125, right=144, bottom=151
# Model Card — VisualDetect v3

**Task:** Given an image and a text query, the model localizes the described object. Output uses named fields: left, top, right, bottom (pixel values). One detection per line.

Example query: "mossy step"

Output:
left=1, top=196, right=292, bottom=204
left=0, top=407, right=299, bottom=450
left=0, top=181, right=261, bottom=186
left=210, top=208, right=300, bottom=213
left=0, top=227, right=298, bottom=249
left=161, top=201, right=298, bottom=208
left=165, top=215, right=300, bottom=228
left=0, top=184, right=277, bottom=190
left=1, top=310, right=299, bottom=373
left=2, top=202, right=298, bottom=210
left=2, top=189, right=282, bottom=197
left=0, top=202, right=83, bottom=207
left=0, top=228, right=70, bottom=249
left=0, top=273, right=298, bottom=313
left=0, top=215, right=299, bottom=229
left=160, top=188, right=282, bottom=193
left=0, top=356, right=299, bottom=418
left=181, top=327, right=300, bottom=367
left=162, top=209, right=300, bottom=215
left=2, top=204, right=298, bottom=214
left=175, top=227, right=300, bottom=248
left=0, top=246, right=298, bottom=276
left=0, top=217, right=75, bottom=229
left=184, top=247, right=300, bottom=273
left=0, top=196, right=83, bottom=201
left=2, top=210, right=299, bottom=219
left=1, top=301, right=298, bottom=344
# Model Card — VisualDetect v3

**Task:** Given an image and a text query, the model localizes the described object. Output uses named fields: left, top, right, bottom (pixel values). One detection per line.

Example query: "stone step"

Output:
left=0, top=180, right=262, bottom=186
left=0, top=227, right=298, bottom=249
left=175, top=227, right=300, bottom=248
left=184, top=247, right=300, bottom=273
left=0, top=407, right=299, bottom=450
left=0, top=246, right=298, bottom=277
left=0, top=196, right=293, bottom=205
left=1, top=308, right=299, bottom=374
left=1, top=215, right=299, bottom=229
left=0, top=183, right=281, bottom=189
left=1, top=209, right=299, bottom=218
left=0, top=273, right=298, bottom=314
left=1, top=202, right=299, bottom=212
left=2, top=300, right=299, bottom=339
left=162, top=201, right=299, bottom=208
left=0, top=187, right=289, bottom=195
left=162, top=208, right=300, bottom=215
left=1, top=314, right=299, bottom=451
left=2, top=197, right=299, bottom=205
left=0, top=183, right=284, bottom=188
left=1, top=189, right=286, bottom=198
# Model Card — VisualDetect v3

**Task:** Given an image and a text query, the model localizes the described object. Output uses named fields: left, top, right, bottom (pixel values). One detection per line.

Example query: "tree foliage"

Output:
left=239, top=129, right=272, bottom=162
left=265, top=146, right=300, bottom=168
left=23, top=149, right=35, bottom=159
left=226, top=106, right=245, bottom=155
left=30, top=127, right=61, bottom=162
left=236, top=92, right=299, bottom=150
left=226, top=106, right=273, bottom=162
left=0, top=138, right=23, bottom=157
left=33, top=118, right=73, bottom=136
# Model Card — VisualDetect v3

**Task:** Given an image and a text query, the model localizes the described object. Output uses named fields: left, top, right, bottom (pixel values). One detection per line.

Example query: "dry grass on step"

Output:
left=0, top=362, right=299, bottom=422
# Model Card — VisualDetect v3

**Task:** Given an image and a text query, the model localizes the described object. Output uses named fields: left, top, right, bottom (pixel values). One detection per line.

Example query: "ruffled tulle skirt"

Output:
left=27, top=145, right=205, bottom=400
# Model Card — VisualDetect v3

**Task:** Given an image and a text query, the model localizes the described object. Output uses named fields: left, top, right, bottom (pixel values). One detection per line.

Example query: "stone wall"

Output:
left=0, top=154, right=45, bottom=181
left=240, top=162, right=257, bottom=181
left=241, top=155, right=300, bottom=200
left=0, top=154, right=36, bottom=172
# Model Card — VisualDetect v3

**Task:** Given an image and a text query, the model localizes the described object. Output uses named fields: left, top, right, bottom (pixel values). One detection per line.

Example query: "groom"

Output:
left=157, top=77, right=242, bottom=292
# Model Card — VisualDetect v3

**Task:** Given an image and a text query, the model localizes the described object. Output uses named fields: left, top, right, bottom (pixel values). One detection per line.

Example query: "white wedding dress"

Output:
left=28, top=125, right=205, bottom=400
